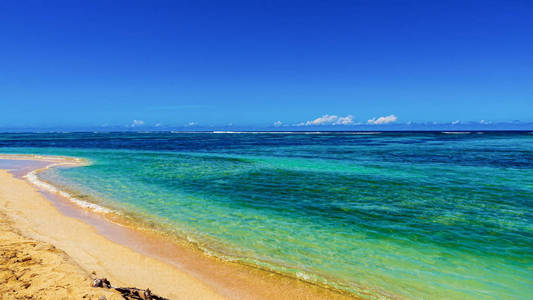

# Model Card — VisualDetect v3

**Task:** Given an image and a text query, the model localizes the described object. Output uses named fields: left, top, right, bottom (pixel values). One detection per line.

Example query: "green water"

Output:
left=1, top=132, right=531, bottom=299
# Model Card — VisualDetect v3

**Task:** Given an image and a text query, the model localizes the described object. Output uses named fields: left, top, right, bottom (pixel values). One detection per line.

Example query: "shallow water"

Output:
left=1, top=132, right=532, bottom=299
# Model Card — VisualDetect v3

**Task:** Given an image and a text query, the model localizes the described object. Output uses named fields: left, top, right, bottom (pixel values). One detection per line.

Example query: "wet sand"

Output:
left=0, top=154, right=360, bottom=299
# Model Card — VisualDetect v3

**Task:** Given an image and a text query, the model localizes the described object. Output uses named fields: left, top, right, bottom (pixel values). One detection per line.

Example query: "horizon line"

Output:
left=1, top=130, right=532, bottom=134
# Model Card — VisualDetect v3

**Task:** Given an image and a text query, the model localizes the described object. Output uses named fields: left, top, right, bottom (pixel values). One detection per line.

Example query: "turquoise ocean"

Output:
left=1, top=132, right=531, bottom=299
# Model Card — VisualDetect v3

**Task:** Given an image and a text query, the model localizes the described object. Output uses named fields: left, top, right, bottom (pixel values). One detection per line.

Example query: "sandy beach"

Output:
left=0, top=209, right=122, bottom=299
left=0, top=166, right=226, bottom=299
left=0, top=155, right=358, bottom=300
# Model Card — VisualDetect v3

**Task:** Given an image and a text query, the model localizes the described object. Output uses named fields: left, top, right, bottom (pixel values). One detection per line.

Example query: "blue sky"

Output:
left=0, top=0, right=532, bottom=131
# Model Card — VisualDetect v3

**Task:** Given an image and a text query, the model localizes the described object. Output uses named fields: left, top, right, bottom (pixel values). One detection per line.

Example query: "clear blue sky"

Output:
left=1, top=0, right=532, bottom=130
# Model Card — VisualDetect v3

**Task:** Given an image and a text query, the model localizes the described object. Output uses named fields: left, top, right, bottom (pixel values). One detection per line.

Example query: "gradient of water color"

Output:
left=1, top=132, right=532, bottom=299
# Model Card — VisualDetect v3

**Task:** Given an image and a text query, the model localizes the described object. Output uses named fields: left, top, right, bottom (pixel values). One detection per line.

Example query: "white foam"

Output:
left=23, top=163, right=112, bottom=214
left=211, top=131, right=333, bottom=134
left=349, top=132, right=382, bottom=135
left=296, top=272, right=312, bottom=281
left=442, top=131, right=471, bottom=134
left=199, top=247, right=217, bottom=257
left=186, top=235, right=198, bottom=243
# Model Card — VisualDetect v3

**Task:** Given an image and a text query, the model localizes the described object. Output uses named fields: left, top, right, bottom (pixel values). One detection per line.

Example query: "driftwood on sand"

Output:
left=92, top=278, right=169, bottom=300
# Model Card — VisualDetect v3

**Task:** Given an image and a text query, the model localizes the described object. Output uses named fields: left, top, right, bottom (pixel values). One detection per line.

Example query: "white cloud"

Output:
left=155, top=123, right=161, bottom=127
left=304, top=114, right=337, bottom=125
left=367, top=114, right=397, bottom=125
left=480, top=120, right=492, bottom=124
left=452, top=120, right=460, bottom=125
left=297, top=114, right=354, bottom=126
left=334, top=115, right=354, bottom=125
left=130, top=120, right=144, bottom=127
left=187, top=122, right=197, bottom=126
left=273, top=121, right=283, bottom=127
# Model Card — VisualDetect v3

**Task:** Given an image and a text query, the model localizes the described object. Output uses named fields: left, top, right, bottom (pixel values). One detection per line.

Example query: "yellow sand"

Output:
left=0, top=211, right=121, bottom=300
left=0, top=170, right=226, bottom=300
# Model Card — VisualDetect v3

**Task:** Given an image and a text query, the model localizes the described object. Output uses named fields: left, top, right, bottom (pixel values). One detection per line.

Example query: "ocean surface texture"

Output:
left=1, top=132, right=531, bottom=299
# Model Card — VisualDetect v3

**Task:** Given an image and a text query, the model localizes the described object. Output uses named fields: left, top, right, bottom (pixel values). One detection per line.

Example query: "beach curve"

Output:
left=0, top=154, right=361, bottom=300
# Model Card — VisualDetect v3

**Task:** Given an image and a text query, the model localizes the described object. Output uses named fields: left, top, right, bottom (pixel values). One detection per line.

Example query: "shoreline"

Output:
left=0, top=154, right=362, bottom=299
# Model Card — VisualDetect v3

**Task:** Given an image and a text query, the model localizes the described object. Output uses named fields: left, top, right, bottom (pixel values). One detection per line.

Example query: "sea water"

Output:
left=1, top=132, right=531, bottom=299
